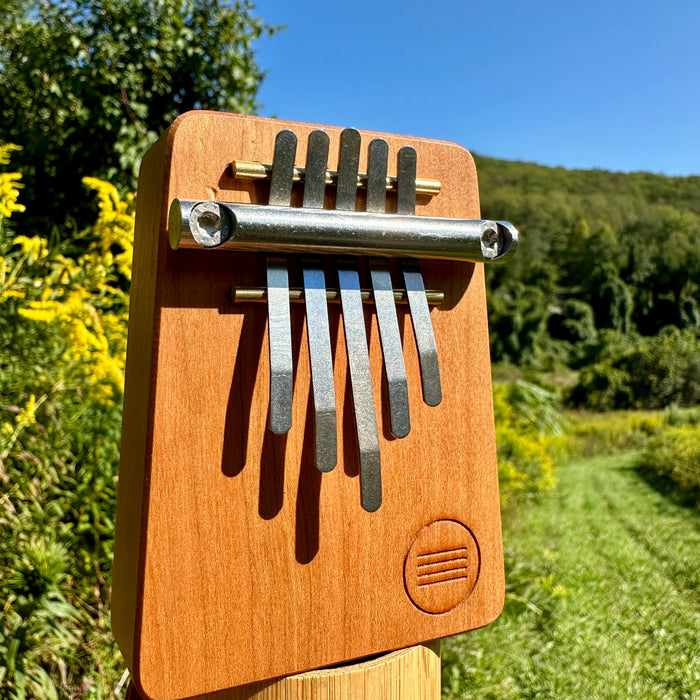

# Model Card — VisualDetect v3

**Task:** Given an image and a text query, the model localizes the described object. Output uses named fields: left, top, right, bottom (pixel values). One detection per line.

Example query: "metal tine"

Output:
left=301, top=130, right=337, bottom=472
left=265, top=130, right=296, bottom=434
left=367, top=139, right=411, bottom=438
left=336, top=129, right=382, bottom=512
left=398, top=146, right=442, bottom=406
left=335, top=128, right=361, bottom=212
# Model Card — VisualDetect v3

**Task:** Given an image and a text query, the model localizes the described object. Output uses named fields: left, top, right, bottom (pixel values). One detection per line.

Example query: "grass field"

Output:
left=442, top=453, right=700, bottom=699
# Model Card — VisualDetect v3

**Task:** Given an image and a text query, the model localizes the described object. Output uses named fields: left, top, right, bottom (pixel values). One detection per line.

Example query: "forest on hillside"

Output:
left=476, top=155, right=700, bottom=410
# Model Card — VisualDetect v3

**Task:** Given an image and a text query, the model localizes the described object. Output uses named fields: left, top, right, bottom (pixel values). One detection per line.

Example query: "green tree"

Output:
left=0, top=0, right=276, bottom=236
left=568, top=327, right=700, bottom=410
left=476, top=154, right=700, bottom=370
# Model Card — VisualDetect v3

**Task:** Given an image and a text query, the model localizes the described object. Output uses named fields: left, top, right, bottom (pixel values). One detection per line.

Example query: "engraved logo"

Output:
left=404, top=520, right=480, bottom=614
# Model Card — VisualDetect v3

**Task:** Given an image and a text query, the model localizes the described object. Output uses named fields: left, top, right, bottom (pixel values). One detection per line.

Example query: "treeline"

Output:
left=476, top=155, right=700, bottom=409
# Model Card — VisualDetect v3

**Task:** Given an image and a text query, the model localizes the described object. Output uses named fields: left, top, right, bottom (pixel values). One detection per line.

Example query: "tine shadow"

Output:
left=258, top=304, right=305, bottom=519
left=258, top=431, right=287, bottom=520
left=379, top=368, right=393, bottom=441
left=295, top=391, right=322, bottom=565
left=366, top=301, right=397, bottom=443
left=336, top=308, right=360, bottom=479
left=221, top=306, right=266, bottom=477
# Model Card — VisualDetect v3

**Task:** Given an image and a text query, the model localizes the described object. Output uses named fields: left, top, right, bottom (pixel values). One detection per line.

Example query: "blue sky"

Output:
left=253, top=1, right=700, bottom=176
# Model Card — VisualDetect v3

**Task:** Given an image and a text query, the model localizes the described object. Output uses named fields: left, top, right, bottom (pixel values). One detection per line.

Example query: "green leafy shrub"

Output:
left=0, top=0, right=276, bottom=236
left=565, top=410, right=664, bottom=457
left=638, top=425, right=700, bottom=508
left=0, top=146, right=130, bottom=699
left=568, top=327, right=700, bottom=410
left=663, top=403, right=700, bottom=427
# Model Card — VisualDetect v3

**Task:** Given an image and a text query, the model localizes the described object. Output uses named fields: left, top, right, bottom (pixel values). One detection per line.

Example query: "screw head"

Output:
left=190, top=202, right=231, bottom=248
left=480, top=225, right=502, bottom=259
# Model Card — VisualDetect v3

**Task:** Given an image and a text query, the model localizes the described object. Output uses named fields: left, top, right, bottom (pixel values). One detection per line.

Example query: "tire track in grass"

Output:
left=590, top=458, right=700, bottom=608
left=444, top=452, right=700, bottom=700
left=548, top=454, right=700, bottom=699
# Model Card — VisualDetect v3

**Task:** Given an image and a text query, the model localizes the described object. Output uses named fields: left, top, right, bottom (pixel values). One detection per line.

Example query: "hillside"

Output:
left=472, top=155, right=700, bottom=407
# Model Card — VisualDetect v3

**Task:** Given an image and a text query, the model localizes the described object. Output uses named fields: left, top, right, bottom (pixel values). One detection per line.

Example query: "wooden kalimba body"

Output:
left=112, top=111, right=517, bottom=700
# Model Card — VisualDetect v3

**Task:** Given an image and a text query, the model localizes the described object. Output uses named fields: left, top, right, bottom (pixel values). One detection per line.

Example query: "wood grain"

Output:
left=125, top=642, right=441, bottom=700
left=112, top=112, right=504, bottom=700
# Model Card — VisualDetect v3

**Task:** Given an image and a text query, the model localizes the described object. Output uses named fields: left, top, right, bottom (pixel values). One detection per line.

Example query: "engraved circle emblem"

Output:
left=404, top=519, right=480, bottom=614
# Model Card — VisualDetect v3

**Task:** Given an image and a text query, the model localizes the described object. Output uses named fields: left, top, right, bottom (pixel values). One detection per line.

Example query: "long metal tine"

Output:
left=367, top=139, right=411, bottom=437
left=335, top=128, right=361, bottom=212
left=398, top=146, right=442, bottom=406
left=336, top=129, right=382, bottom=512
left=302, top=130, right=337, bottom=472
left=338, top=261, right=382, bottom=511
left=266, top=130, right=296, bottom=434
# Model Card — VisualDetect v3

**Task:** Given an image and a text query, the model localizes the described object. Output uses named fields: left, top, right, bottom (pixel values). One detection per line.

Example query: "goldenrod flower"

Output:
left=14, top=235, right=49, bottom=262
left=0, top=144, right=25, bottom=219
left=16, top=394, right=37, bottom=429
left=2, top=148, right=134, bottom=406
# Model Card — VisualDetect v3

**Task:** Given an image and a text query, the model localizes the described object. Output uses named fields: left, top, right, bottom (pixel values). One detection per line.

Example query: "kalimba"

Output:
left=112, top=111, right=517, bottom=700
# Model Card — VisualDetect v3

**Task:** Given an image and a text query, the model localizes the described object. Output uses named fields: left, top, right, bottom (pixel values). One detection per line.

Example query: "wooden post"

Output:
left=125, top=643, right=441, bottom=700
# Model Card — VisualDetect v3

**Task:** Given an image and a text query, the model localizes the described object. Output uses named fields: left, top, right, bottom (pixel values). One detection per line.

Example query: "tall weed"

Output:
left=565, top=410, right=664, bottom=457
left=494, top=380, right=564, bottom=508
left=443, top=379, right=565, bottom=698
left=638, top=425, right=700, bottom=508
left=0, top=146, right=129, bottom=699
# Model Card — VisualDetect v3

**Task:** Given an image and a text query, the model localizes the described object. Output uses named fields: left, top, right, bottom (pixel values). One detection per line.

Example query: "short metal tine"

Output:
left=397, top=146, right=442, bottom=407
left=367, top=139, right=411, bottom=437
left=402, top=260, right=442, bottom=406
left=396, top=145, right=418, bottom=217
left=338, top=260, right=382, bottom=512
left=302, top=130, right=337, bottom=471
left=369, top=260, right=410, bottom=437
left=336, top=130, right=382, bottom=510
left=266, top=130, right=296, bottom=434
left=267, top=258, right=293, bottom=433
left=268, top=130, right=297, bottom=207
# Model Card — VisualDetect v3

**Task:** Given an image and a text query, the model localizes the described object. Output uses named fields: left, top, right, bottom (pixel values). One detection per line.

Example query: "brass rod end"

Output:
left=230, top=286, right=444, bottom=305
left=230, top=160, right=441, bottom=197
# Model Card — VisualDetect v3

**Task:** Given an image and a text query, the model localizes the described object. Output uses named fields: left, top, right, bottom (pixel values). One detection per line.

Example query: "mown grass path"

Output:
left=444, top=453, right=700, bottom=699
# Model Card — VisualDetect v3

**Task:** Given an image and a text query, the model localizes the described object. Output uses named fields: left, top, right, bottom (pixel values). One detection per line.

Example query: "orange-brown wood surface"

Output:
left=112, top=112, right=504, bottom=700
left=126, top=642, right=441, bottom=700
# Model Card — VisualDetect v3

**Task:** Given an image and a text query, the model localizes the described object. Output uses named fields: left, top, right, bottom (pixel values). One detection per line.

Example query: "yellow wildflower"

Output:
left=0, top=146, right=25, bottom=218
left=14, top=235, right=49, bottom=262
left=1, top=289, right=24, bottom=300
left=0, top=144, right=22, bottom=166
left=3, top=160, right=133, bottom=405
left=16, top=394, right=37, bottom=429
left=82, top=177, right=134, bottom=281
left=0, top=172, right=25, bottom=218
left=18, top=300, right=62, bottom=323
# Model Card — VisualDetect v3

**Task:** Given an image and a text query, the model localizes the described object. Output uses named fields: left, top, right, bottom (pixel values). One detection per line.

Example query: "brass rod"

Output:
left=230, top=286, right=444, bottom=305
left=230, top=160, right=441, bottom=196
